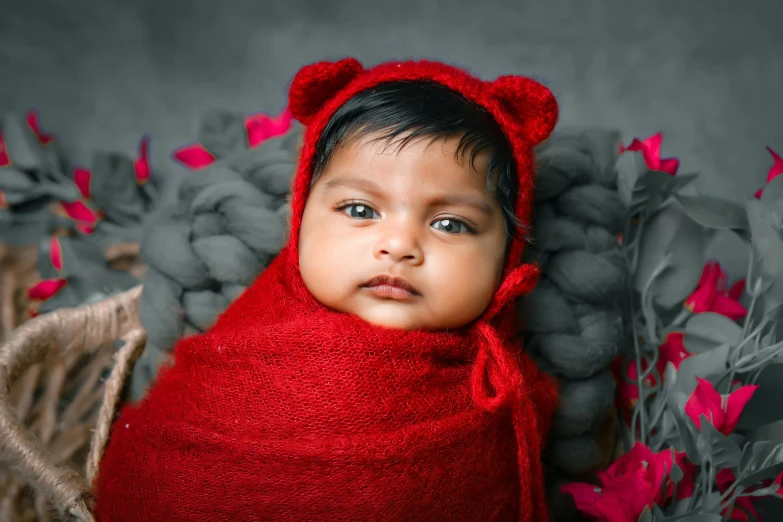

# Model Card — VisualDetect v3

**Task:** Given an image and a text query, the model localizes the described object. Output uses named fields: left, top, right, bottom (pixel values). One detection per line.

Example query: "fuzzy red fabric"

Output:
left=94, top=58, right=560, bottom=521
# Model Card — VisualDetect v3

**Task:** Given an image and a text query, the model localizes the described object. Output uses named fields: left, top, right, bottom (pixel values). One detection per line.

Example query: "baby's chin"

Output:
left=351, top=304, right=467, bottom=331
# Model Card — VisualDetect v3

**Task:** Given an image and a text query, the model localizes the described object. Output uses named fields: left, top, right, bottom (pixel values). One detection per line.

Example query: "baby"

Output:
left=94, top=58, right=560, bottom=522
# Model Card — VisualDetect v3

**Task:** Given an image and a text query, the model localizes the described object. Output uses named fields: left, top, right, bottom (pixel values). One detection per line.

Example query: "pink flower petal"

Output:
left=0, top=126, right=9, bottom=167
left=723, top=384, right=759, bottom=435
left=657, top=332, right=691, bottom=375
left=624, top=137, right=653, bottom=165
left=625, top=134, right=663, bottom=171
left=172, top=143, right=216, bottom=169
left=728, top=279, right=746, bottom=301
left=673, top=451, right=698, bottom=499
left=685, top=377, right=723, bottom=430
left=659, top=157, right=680, bottom=176
left=0, top=190, right=7, bottom=209
left=766, top=146, right=783, bottom=182
left=561, top=482, right=633, bottom=522
left=72, top=167, right=92, bottom=199
left=711, top=295, right=748, bottom=321
left=245, top=106, right=294, bottom=148
left=25, top=110, right=55, bottom=146
left=685, top=262, right=721, bottom=312
left=603, top=442, right=655, bottom=479
left=27, top=278, right=67, bottom=300
left=76, top=222, right=96, bottom=234
left=622, top=132, right=680, bottom=176
left=60, top=200, right=100, bottom=226
left=49, top=236, right=63, bottom=272
left=641, top=133, right=663, bottom=169
left=134, top=135, right=151, bottom=184
left=755, top=187, right=764, bottom=199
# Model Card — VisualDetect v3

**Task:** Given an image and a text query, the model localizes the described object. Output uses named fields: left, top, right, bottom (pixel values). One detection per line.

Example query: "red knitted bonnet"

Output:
left=284, top=58, right=559, bottom=319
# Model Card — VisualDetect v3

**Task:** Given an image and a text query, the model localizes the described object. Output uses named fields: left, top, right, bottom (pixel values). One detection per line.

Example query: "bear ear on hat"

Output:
left=288, top=58, right=364, bottom=126
left=489, top=75, right=559, bottom=146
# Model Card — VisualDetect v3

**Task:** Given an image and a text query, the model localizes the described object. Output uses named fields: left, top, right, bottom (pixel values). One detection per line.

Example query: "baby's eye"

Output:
left=431, top=218, right=470, bottom=234
left=341, top=204, right=380, bottom=219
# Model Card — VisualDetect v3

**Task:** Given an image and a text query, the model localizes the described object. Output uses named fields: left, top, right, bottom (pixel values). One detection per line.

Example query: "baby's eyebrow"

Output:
left=324, top=177, right=384, bottom=195
left=427, top=195, right=495, bottom=217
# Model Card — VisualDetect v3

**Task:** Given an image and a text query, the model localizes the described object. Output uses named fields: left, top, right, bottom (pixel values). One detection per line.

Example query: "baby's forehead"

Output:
left=332, top=130, right=491, bottom=172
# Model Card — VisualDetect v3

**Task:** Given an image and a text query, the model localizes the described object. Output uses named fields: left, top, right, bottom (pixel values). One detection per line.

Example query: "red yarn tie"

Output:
left=470, top=263, right=550, bottom=522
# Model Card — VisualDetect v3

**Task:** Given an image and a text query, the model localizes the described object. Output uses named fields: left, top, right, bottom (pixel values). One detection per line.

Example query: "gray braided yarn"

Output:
left=521, top=128, right=628, bottom=521
left=129, top=111, right=301, bottom=401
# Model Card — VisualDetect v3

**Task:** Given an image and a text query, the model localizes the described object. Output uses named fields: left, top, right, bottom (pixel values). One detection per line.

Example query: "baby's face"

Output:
left=298, top=133, right=508, bottom=330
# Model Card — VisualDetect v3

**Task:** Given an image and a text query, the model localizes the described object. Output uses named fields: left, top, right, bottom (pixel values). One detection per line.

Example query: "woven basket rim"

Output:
left=0, top=285, right=146, bottom=521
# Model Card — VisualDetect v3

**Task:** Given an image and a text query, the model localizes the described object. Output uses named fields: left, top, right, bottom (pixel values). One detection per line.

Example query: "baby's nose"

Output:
left=373, top=227, right=423, bottom=264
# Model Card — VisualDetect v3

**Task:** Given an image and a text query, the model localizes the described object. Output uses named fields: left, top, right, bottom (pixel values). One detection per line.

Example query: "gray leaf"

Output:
left=1, top=112, right=46, bottom=170
left=683, top=312, right=743, bottom=353
left=746, top=199, right=783, bottom=312
left=675, top=193, right=748, bottom=231
left=666, top=391, right=701, bottom=461
left=698, top=418, right=742, bottom=467
left=616, top=150, right=647, bottom=207
left=759, top=174, right=783, bottom=219
left=670, top=344, right=730, bottom=397
left=634, top=205, right=708, bottom=307
left=0, top=166, right=36, bottom=191
left=633, top=170, right=698, bottom=213
left=737, top=441, right=783, bottom=487
left=637, top=506, right=654, bottom=522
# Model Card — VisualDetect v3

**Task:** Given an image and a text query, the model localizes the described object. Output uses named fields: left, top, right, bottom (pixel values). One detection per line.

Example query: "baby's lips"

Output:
left=363, top=274, right=421, bottom=296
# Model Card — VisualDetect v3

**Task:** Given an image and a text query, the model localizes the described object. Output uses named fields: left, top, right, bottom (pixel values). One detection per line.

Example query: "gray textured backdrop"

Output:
left=1, top=0, right=781, bottom=202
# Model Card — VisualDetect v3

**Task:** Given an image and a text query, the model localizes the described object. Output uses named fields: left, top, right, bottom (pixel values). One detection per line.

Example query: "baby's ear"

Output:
left=489, top=75, right=559, bottom=146
left=288, top=58, right=364, bottom=126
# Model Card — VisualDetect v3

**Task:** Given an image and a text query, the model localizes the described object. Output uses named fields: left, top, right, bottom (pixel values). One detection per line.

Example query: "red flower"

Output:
left=60, top=200, right=101, bottom=234
left=1, top=111, right=56, bottom=168
left=134, top=136, right=151, bottom=184
left=0, top=124, right=9, bottom=167
left=50, top=236, right=64, bottom=272
left=656, top=332, right=691, bottom=374
left=245, top=107, right=293, bottom=148
left=27, top=278, right=68, bottom=301
left=685, top=378, right=758, bottom=435
left=561, top=443, right=697, bottom=521
left=620, top=132, right=679, bottom=176
left=561, top=469, right=651, bottom=522
left=684, top=261, right=747, bottom=320
left=73, top=167, right=92, bottom=199
left=613, top=333, right=691, bottom=409
left=173, top=143, right=216, bottom=170
left=173, top=106, right=293, bottom=170
left=755, top=146, right=783, bottom=199
left=25, top=110, right=55, bottom=146
left=716, top=469, right=762, bottom=521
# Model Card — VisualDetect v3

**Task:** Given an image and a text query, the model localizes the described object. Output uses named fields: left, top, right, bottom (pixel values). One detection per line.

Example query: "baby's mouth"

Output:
left=362, top=275, right=422, bottom=300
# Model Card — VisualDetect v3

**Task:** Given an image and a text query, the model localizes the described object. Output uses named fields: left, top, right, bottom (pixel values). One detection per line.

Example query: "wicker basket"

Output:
left=0, top=285, right=145, bottom=522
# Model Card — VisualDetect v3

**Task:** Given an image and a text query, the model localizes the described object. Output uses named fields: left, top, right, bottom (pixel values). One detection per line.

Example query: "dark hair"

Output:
left=311, top=80, right=526, bottom=243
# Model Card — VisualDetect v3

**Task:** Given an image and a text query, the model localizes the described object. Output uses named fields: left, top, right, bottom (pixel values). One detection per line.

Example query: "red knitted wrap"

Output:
left=94, top=58, right=560, bottom=521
